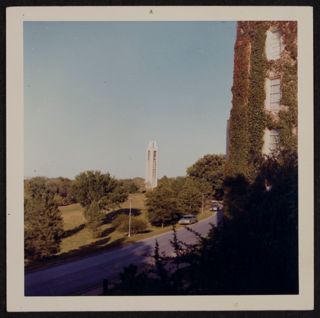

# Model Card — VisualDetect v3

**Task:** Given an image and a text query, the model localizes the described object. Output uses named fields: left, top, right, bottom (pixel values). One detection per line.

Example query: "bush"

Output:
left=113, top=215, right=148, bottom=234
left=84, top=201, right=105, bottom=238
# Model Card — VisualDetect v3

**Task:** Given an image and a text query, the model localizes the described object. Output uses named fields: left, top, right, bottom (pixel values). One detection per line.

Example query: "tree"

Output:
left=112, top=215, right=148, bottom=234
left=121, top=179, right=139, bottom=194
left=187, top=154, right=225, bottom=200
left=71, top=171, right=128, bottom=210
left=147, top=177, right=205, bottom=227
left=24, top=178, right=64, bottom=261
left=47, top=177, right=76, bottom=206
left=223, top=174, right=249, bottom=220
left=84, top=201, right=105, bottom=237
left=71, top=171, right=128, bottom=236
left=25, top=177, right=76, bottom=206
left=176, top=178, right=203, bottom=215
left=146, top=183, right=180, bottom=227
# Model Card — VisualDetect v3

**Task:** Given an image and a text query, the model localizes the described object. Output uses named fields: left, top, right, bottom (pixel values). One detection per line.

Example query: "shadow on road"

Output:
left=25, top=236, right=128, bottom=273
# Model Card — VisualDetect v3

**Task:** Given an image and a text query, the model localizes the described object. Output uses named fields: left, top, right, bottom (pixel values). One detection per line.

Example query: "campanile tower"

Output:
left=145, top=141, right=158, bottom=189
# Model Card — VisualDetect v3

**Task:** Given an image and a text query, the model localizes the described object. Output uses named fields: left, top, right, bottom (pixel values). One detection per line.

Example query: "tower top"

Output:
left=148, top=140, right=158, bottom=150
left=145, top=141, right=158, bottom=189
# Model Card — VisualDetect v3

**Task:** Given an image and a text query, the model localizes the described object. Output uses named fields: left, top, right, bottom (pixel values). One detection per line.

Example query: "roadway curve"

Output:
left=25, top=213, right=220, bottom=296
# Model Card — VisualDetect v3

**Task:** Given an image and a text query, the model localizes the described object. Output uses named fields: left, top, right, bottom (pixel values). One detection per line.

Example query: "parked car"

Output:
left=178, top=214, right=198, bottom=225
left=210, top=203, right=220, bottom=211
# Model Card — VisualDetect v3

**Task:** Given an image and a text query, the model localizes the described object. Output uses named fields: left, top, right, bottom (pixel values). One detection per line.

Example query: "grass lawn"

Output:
left=43, top=193, right=213, bottom=267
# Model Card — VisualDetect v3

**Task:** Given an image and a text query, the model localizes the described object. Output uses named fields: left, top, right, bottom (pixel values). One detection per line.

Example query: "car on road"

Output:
left=178, top=214, right=198, bottom=225
left=209, top=201, right=223, bottom=211
left=209, top=203, right=219, bottom=211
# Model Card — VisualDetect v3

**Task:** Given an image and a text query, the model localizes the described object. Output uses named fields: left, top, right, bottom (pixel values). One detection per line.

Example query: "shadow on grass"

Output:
left=26, top=208, right=150, bottom=272
left=102, top=208, right=142, bottom=224
left=58, top=236, right=128, bottom=261
left=61, top=223, right=86, bottom=239
left=100, top=226, right=116, bottom=237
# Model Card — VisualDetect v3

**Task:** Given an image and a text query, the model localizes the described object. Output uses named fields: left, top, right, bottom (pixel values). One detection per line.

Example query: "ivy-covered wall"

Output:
left=224, top=23, right=251, bottom=177
left=247, top=23, right=268, bottom=163
left=225, top=21, right=297, bottom=178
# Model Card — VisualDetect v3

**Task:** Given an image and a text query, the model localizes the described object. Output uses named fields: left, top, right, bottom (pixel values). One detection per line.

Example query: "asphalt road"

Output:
left=25, top=212, right=220, bottom=296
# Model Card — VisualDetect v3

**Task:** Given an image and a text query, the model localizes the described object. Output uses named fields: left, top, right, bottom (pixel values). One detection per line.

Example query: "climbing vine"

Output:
left=247, top=23, right=268, bottom=163
left=278, top=61, right=298, bottom=151
left=226, top=21, right=297, bottom=178
left=266, top=22, right=298, bottom=152
left=225, top=23, right=251, bottom=178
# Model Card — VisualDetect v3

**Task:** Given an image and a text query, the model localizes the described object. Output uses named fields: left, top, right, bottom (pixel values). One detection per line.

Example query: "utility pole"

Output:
left=128, top=197, right=132, bottom=237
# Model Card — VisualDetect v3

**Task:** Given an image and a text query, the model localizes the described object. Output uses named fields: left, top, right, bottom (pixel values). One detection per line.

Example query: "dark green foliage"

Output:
left=226, top=21, right=297, bottom=179
left=71, top=170, right=128, bottom=210
left=112, top=214, right=148, bottom=234
left=105, top=264, right=175, bottom=296
left=146, top=181, right=180, bottom=227
left=176, top=178, right=203, bottom=215
left=120, top=179, right=140, bottom=194
left=48, top=177, right=76, bottom=206
left=279, top=62, right=298, bottom=151
left=24, top=178, right=64, bottom=261
left=71, top=171, right=129, bottom=236
left=106, top=151, right=298, bottom=295
left=247, top=24, right=268, bottom=164
left=223, top=175, right=249, bottom=220
left=187, top=154, right=225, bottom=199
left=131, top=177, right=147, bottom=193
left=146, top=177, right=204, bottom=227
left=84, top=201, right=105, bottom=237
left=225, top=26, right=251, bottom=177
left=25, top=177, right=76, bottom=206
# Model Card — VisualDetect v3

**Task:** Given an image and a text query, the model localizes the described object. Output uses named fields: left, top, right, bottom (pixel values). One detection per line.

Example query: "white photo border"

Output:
left=6, top=6, right=314, bottom=312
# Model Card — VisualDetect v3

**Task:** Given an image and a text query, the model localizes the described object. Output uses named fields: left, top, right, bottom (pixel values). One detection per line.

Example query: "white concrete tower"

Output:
left=145, top=141, right=158, bottom=189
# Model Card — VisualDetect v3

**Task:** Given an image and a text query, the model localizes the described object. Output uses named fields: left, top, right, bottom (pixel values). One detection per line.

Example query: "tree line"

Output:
left=24, top=154, right=225, bottom=263
left=24, top=173, right=143, bottom=261
left=146, top=154, right=225, bottom=227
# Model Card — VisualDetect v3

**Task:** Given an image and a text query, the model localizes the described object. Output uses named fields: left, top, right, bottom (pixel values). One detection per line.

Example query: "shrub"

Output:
left=113, top=215, right=148, bottom=234
left=84, top=201, right=105, bottom=238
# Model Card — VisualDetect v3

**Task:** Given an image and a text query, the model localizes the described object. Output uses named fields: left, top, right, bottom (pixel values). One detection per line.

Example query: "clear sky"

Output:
left=24, top=21, right=236, bottom=179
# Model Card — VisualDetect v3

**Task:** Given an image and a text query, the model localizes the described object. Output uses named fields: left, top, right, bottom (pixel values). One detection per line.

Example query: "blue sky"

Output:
left=24, top=21, right=236, bottom=179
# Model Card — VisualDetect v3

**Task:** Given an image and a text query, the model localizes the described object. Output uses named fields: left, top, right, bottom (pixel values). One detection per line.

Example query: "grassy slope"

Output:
left=59, top=193, right=213, bottom=255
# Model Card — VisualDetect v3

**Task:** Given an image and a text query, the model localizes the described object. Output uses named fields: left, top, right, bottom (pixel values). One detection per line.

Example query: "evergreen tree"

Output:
left=24, top=178, right=63, bottom=261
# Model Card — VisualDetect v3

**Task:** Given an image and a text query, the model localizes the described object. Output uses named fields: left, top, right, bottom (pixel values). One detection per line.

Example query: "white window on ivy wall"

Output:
left=266, top=30, right=283, bottom=60
left=262, top=129, right=280, bottom=155
left=265, top=78, right=281, bottom=112
left=269, top=129, right=280, bottom=152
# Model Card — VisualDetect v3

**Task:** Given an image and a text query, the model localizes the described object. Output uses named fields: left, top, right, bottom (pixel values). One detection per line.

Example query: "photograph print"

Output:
left=23, top=19, right=300, bottom=298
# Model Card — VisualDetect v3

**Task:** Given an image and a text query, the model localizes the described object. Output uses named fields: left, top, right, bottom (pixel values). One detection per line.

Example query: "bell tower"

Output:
left=145, top=141, right=158, bottom=189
